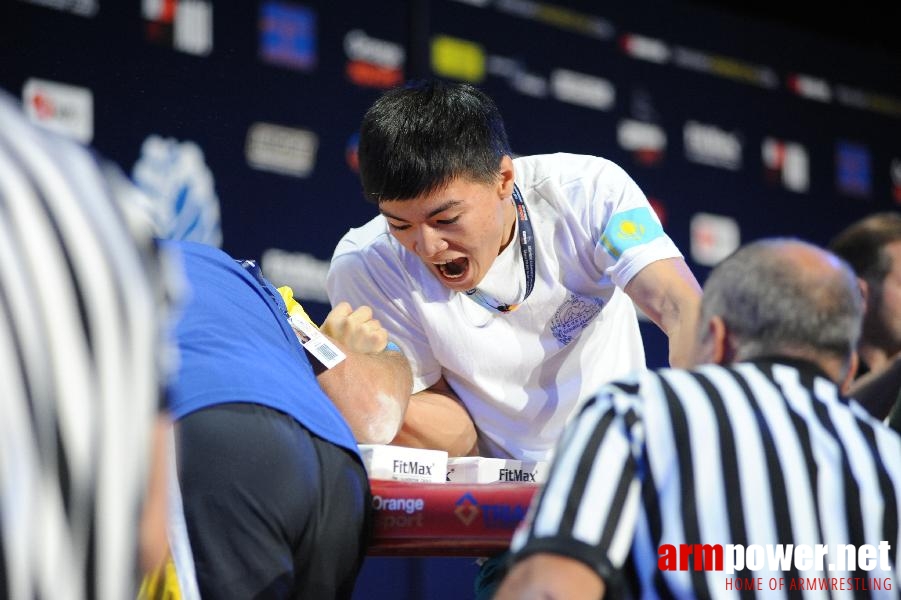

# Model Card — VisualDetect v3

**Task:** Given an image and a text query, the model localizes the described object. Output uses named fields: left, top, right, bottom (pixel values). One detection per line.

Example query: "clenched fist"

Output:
left=320, top=301, right=389, bottom=355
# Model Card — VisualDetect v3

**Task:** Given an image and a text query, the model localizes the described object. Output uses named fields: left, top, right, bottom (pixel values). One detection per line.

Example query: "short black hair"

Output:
left=828, top=212, right=901, bottom=283
left=357, top=80, right=511, bottom=203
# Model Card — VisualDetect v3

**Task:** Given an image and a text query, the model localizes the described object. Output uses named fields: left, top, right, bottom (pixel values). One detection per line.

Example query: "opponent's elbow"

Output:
left=354, top=390, right=407, bottom=444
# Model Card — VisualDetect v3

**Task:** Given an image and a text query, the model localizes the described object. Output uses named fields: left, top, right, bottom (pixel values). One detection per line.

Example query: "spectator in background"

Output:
left=830, top=211, right=901, bottom=432
left=0, top=90, right=176, bottom=599
left=495, top=238, right=900, bottom=599
left=165, top=239, right=412, bottom=600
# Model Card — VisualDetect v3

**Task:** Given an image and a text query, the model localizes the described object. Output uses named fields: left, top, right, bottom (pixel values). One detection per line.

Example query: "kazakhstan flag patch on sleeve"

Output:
left=600, top=206, right=664, bottom=258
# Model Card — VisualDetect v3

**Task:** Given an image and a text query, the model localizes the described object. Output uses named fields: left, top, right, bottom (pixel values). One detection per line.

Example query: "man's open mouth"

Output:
left=436, top=257, right=468, bottom=279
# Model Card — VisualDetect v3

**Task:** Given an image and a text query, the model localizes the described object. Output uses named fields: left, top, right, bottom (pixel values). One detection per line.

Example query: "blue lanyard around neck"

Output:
left=464, top=184, right=535, bottom=313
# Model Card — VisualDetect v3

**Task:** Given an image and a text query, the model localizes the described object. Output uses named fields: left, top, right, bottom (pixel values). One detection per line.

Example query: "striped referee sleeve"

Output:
left=509, top=377, right=647, bottom=589
left=0, top=92, right=174, bottom=600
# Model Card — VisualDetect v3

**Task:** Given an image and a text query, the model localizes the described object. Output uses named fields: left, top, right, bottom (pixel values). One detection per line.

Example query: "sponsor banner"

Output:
left=674, top=46, right=778, bottom=89
left=367, top=478, right=538, bottom=556
left=486, top=55, right=548, bottom=98
left=617, top=119, right=666, bottom=166
left=620, top=33, right=671, bottom=64
left=683, top=120, right=742, bottom=171
left=22, top=78, right=93, bottom=143
left=493, top=0, right=614, bottom=40
left=835, top=140, right=872, bottom=198
left=260, top=248, right=330, bottom=304
left=647, top=197, right=667, bottom=227
left=786, top=73, right=832, bottom=103
left=690, top=212, right=740, bottom=267
left=345, top=132, right=360, bottom=173
left=836, top=85, right=901, bottom=118
left=131, top=135, right=222, bottom=246
left=762, top=137, right=809, bottom=193
left=360, top=444, right=448, bottom=484
left=17, top=0, right=97, bottom=16
left=431, top=35, right=485, bottom=83
left=550, top=68, right=615, bottom=111
left=245, top=122, right=318, bottom=178
left=143, top=0, right=213, bottom=56
left=446, top=457, right=548, bottom=484
left=891, top=158, right=901, bottom=204
left=344, top=29, right=404, bottom=88
left=259, top=1, right=316, bottom=72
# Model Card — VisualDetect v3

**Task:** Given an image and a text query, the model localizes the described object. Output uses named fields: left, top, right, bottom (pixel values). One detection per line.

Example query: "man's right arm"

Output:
left=391, top=376, right=478, bottom=457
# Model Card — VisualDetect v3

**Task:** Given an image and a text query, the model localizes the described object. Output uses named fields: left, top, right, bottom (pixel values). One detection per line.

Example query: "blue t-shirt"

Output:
left=164, top=240, right=358, bottom=457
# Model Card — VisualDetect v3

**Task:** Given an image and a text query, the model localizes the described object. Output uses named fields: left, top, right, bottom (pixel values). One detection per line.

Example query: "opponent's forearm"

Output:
left=317, top=349, right=412, bottom=444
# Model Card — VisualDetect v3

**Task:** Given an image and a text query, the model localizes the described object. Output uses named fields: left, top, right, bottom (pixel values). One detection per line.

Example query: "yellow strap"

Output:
left=277, top=285, right=318, bottom=329
left=137, top=554, right=181, bottom=600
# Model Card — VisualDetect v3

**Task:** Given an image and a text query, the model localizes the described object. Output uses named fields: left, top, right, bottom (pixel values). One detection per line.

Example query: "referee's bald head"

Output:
left=696, top=238, right=864, bottom=381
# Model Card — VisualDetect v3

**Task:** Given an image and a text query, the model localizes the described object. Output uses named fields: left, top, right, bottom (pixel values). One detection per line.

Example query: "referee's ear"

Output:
left=695, top=316, right=735, bottom=365
left=839, top=350, right=859, bottom=395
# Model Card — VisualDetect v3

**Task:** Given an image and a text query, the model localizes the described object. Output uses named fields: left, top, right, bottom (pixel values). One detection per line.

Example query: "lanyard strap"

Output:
left=464, top=184, right=535, bottom=313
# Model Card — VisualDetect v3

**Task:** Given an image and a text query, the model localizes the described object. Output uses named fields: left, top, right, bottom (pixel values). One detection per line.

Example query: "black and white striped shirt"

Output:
left=510, top=358, right=901, bottom=598
left=0, top=91, right=175, bottom=600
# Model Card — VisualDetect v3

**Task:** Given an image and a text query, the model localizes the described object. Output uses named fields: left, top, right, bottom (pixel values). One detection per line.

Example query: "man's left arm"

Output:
left=623, top=257, right=702, bottom=368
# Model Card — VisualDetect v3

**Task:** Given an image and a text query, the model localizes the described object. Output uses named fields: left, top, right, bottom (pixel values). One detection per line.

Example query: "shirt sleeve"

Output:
left=508, top=379, right=647, bottom=587
left=588, top=159, right=683, bottom=289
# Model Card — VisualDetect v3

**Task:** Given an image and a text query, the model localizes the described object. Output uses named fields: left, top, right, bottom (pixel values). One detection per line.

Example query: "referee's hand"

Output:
left=320, top=301, right=389, bottom=355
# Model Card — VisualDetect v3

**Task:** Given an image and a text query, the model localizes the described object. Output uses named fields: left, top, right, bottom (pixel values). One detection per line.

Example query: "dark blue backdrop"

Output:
left=4, top=1, right=900, bottom=598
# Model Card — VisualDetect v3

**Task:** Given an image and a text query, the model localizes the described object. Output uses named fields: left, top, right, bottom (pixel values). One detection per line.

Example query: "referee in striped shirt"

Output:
left=496, top=238, right=901, bottom=599
left=0, top=90, right=175, bottom=599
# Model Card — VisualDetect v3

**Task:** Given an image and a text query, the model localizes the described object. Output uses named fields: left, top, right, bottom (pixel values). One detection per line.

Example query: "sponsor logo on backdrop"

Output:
left=345, top=132, right=360, bottom=173
left=131, top=135, right=222, bottom=246
left=22, top=78, right=93, bottom=143
left=835, top=141, right=872, bottom=198
left=493, top=0, right=613, bottom=40
left=17, top=0, right=97, bottom=16
left=550, top=68, right=614, bottom=111
left=486, top=55, right=548, bottom=98
left=619, top=33, right=671, bottom=64
left=260, top=248, right=330, bottom=304
left=344, top=29, right=404, bottom=88
left=762, top=137, right=809, bottom=193
left=690, top=212, right=740, bottom=267
left=143, top=0, right=213, bottom=56
left=836, top=85, right=901, bottom=118
left=617, top=119, right=666, bottom=166
left=259, top=1, right=316, bottom=72
left=674, top=46, right=778, bottom=89
left=648, top=197, right=667, bottom=227
left=431, top=35, right=485, bottom=83
left=786, top=73, right=832, bottom=103
left=891, top=158, right=901, bottom=204
left=683, top=120, right=742, bottom=170
left=245, top=122, right=318, bottom=178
